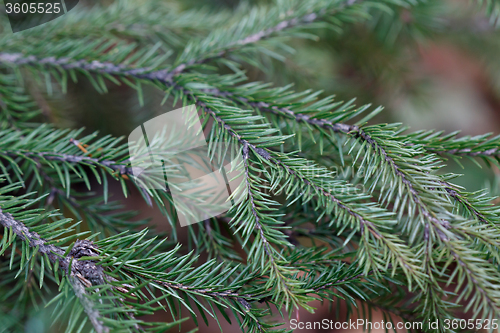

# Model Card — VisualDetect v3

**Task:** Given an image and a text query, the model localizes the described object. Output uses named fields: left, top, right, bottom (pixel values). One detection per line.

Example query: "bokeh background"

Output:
left=4, top=0, right=500, bottom=332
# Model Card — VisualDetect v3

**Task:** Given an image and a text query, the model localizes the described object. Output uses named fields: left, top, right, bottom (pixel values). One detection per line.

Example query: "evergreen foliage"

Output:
left=1, top=0, right=500, bottom=332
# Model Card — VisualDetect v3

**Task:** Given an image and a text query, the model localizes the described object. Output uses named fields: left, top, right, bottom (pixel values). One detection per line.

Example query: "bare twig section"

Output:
left=71, top=276, right=108, bottom=333
left=431, top=147, right=500, bottom=157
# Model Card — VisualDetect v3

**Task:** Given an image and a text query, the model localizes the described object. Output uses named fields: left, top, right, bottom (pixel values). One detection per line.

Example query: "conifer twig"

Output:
left=178, top=86, right=422, bottom=282
left=0, top=208, right=107, bottom=333
left=3, top=150, right=132, bottom=176
left=0, top=53, right=179, bottom=85
left=172, top=0, right=361, bottom=71
left=229, top=94, right=453, bottom=231
left=70, top=276, right=109, bottom=333
left=0, top=207, right=263, bottom=329
left=206, top=87, right=500, bottom=315
left=3, top=0, right=500, bottom=328
left=0, top=0, right=363, bottom=84
left=225, top=95, right=440, bottom=216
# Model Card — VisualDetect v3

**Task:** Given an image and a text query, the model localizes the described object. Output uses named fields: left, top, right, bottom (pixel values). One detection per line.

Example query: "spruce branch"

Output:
left=214, top=86, right=453, bottom=234
left=173, top=0, right=363, bottom=71
left=404, top=130, right=500, bottom=163
left=0, top=0, right=231, bottom=49
left=240, top=141, right=310, bottom=310
left=207, top=82, right=500, bottom=322
left=0, top=208, right=108, bottom=333
left=0, top=126, right=192, bottom=241
left=0, top=52, right=179, bottom=87
left=174, top=85, right=423, bottom=286
left=441, top=180, right=500, bottom=227
left=12, top=150, right=133, bottom=177
left=439, top=180, right=500, bottom=263
left=213, top=86, right=454, bottom=233
left=2, top=0, right=500, bottom=330
left=165, top=82, right=422, bottom=310
left=0, top=0, right=417, bottom=92
left=0, top=195, right=272, bottom=332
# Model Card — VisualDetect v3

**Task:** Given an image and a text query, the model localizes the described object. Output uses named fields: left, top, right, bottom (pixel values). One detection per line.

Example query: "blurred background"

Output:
left=4, top=0, right=500, bottom=332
